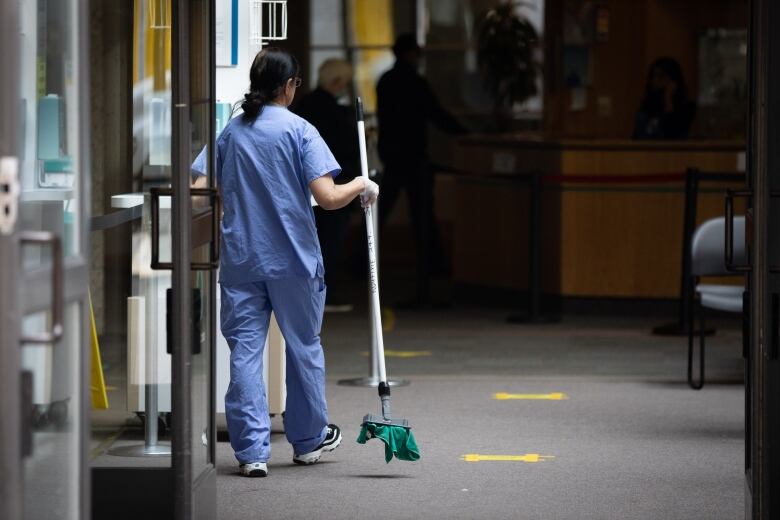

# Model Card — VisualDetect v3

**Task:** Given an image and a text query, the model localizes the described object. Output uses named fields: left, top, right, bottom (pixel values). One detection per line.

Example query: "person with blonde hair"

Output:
left=295, top=58, right=360, bottom=311
left=317, top=58, right=353, bottom=91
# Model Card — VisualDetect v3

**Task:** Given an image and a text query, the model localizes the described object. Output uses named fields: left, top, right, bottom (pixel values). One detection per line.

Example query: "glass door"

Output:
left=170, top=0, right=218, bottom=517
left=0, top=0, right=90, bottom=518
left=89, top=1, right=216, bottom=518
left=0, top=1, right=23, bottom=518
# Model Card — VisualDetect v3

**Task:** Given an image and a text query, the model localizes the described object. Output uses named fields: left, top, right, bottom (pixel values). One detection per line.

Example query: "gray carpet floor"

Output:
left=216, top=308, right=745, bottom=520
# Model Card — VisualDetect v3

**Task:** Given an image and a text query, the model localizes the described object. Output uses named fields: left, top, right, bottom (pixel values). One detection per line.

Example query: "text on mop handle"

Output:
left=367, top=234, right=378, bottom=294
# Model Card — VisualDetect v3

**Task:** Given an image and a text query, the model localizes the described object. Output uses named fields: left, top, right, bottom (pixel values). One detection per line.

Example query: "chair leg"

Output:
left=687, top=291, right=698, bottom=389
left=688, top=297, right=705, bottom=390
left=698, top=303, right=706, bottom=388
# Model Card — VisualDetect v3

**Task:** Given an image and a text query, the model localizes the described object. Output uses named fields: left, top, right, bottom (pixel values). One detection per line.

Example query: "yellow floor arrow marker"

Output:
left=461, top=454, right=555, bottom=463
left=361, top=350, right=433, bottom=358
left=493, top=392, right=568, bottom=401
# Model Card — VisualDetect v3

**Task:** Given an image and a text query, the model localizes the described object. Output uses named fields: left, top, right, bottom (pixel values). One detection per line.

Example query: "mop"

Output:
left=354, top=98, right=420, bottom=463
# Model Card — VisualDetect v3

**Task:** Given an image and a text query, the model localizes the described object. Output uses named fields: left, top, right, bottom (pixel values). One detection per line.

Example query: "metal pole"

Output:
left=171, top=0, right=193, bottom=517
left=144, top=386, right=158, bottom=448
left=528, top=171, right=542, bottom=319
left=338, top=170, right=408, bottom=388
left=109, top=296, right=169, bottom=457
left=680, top=168, right=699, bottom=331
left=508, top=172, right=554, bottom=323
left=370, top=191, right=380, bottom=382
left=653, top=168, right=713, bottom=336
left=146, top=289, right=158, bottom=447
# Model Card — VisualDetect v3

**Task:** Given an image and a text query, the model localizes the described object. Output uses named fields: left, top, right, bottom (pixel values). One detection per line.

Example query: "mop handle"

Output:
left=356, top=98, right=388, bottom=386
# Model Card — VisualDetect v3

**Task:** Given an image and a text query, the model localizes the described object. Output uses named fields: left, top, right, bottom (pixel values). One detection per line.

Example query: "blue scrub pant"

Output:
left=220, top=277, right=328, bottom=464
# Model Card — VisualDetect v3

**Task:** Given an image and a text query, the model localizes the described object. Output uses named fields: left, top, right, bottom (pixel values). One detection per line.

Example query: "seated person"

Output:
left=633, top=57, right=696, bottom=140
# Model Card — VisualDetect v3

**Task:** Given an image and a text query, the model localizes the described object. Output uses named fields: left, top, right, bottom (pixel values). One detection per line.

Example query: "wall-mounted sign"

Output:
left=216, top=0, right=238, bottom=67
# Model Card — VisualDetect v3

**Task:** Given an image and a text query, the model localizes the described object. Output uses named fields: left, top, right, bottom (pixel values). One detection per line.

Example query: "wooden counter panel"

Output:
left=559, top=188, right=746, bottom=297
left=451, top=138, right=745, bottom=298
left=561, top=150, right=741, bottom=176
left=457, top=136, right=744, bottom=151
left=453, top=179, right=560, bottom=291
left=453, top=181, right=745, bottom=297
left=454, top=145, right=560, bottom=176
left=454, top=139, right=743, bottom=178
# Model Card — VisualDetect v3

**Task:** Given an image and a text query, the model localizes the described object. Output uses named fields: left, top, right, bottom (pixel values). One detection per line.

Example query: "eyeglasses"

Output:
left=292, top=77, right=302, bottom=87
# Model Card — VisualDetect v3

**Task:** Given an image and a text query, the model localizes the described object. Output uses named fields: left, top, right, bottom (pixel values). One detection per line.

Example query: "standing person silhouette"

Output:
left=376, top=33, right=466, bottom=291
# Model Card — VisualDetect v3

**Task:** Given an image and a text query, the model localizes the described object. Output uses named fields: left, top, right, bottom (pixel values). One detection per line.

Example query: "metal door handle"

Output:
left=743, top=290, right=750, bottom=359
left=21, top=370, right=33, bottom=457
left=725, top=189, right=752, bottom=272
left=19, top=231, right=63, bottom=344
left=150, top=187, right=221, bottom=271
left=150, top=187, right=173, bottom=270
left=770, top=293, right=780, bottom=360
left=191, top=187, right=221, bottom=270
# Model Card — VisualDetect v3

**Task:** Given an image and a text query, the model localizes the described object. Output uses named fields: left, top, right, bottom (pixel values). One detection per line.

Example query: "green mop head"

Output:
left=357, top=413, right=420, bottom=463
left=358, top=383, right=419, bottom=462
left=357, top=415, right=419, bottom=463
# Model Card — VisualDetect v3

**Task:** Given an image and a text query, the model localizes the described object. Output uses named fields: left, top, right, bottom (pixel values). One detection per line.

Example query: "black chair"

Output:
left=687, top=216, right=746, bottom=389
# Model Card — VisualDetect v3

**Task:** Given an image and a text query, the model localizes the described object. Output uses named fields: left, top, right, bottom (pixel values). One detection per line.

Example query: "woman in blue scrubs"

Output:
left=208, top=48, right=379, bottom=477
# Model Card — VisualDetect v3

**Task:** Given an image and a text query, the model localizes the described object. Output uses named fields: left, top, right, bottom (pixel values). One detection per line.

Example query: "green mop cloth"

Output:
left=357, top=422, right=420, bottom=463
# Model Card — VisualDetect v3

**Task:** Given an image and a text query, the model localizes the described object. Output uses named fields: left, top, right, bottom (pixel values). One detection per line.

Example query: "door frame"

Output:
left=0, top=0, right=23, bottom=515
left=76, top=1, right=93, bottom=517
left=172, top=0, right=195, bottom=516
left=746, top=0, right=780, bottom=517
left=0, top=0, right=92, bottom=518
left=0, top=0, right=91, bottom=519
left=171, top=0, right=218, bottom=518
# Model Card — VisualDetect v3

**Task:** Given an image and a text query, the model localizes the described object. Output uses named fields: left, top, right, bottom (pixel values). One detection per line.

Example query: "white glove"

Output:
left=361, top=178, right=379, bottom=208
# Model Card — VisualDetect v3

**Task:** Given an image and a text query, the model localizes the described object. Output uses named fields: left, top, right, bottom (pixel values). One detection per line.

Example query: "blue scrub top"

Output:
left=192, top=105, right=340, bottom=285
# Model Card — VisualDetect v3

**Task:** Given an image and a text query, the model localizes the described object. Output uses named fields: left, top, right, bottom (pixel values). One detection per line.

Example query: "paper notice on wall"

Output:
left=216, top=0, right=237, bottom=67
left=492, top=153, right=516, bottom=174
left=737, top=152, right=746, bottom=172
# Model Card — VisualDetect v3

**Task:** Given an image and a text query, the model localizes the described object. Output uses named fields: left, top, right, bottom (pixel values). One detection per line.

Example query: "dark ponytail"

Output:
left=242, top=48, right=300, bottom=119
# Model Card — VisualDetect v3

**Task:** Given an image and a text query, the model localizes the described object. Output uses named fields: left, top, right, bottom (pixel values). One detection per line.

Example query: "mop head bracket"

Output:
left=361, top=413, right=410, bottom=429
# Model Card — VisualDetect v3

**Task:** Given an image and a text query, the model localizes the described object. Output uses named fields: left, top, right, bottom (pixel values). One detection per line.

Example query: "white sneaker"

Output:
left=293, top=424, right=342, bottom=465
left=239, top=462, right=268, bottom=477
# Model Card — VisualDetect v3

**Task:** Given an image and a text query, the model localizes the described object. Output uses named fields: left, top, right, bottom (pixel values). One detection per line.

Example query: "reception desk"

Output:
left=451, top=136, right=745, bottom=299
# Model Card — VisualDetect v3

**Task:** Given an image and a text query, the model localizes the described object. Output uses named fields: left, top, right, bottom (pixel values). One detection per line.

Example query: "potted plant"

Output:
left=477, top=1, right=540, bottom=128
